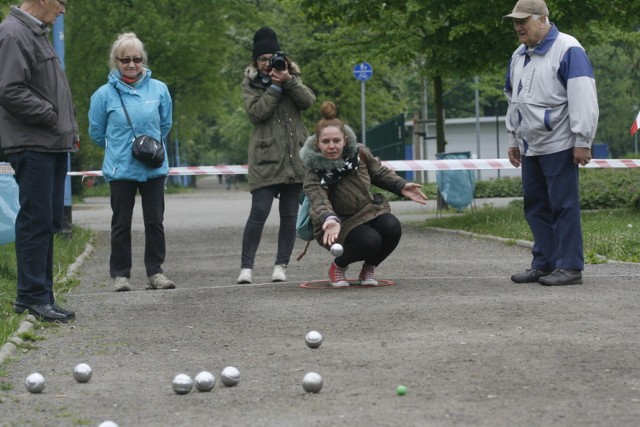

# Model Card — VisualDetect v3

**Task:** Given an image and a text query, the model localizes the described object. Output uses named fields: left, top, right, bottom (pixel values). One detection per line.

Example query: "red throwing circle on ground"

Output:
left=298, top=279, right=395, bottom=290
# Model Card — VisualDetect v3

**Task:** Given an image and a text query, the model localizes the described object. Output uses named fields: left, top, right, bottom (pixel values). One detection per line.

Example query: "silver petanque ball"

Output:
left=172, top=373, right=193, bottom=395
left=329, top=243, right=344, bottom=257
left=194, top=371, right=216, bottom=392
left=305, top=330, right=323, bottom=349
left=73, top=363, right=93, bottom=383
left=220, top=366, right=240, bottom=387
left=302, top=372, right=323, bottom=393
left=98, top=422, right=119, bottom=427
left=25, top=372, right=46, bottom=393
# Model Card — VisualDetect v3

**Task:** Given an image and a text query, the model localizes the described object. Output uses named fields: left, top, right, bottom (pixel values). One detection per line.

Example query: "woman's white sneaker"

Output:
left=146, top=273, right=175, bottom=289
left=237, top=268, right=253, bottom=284
left=113, top=277, right=131, bottom=292
left=271, top=264, right=287, bottom=282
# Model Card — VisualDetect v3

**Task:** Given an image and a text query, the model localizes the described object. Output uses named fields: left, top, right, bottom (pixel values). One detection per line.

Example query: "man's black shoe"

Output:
left=511, top=269, right=551, bottom=283
left=51, top=303, right=75, bottom=319
left=13, top=302, right=73, bottom=323
left=539, top=269, right=583, bottom=286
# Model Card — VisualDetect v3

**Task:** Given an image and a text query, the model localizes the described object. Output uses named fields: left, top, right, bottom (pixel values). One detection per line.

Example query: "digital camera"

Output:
left=269, top=51, right=287, bottom=71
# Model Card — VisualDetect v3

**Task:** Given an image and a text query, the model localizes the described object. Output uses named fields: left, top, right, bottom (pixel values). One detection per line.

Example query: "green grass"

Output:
left=424, top=203, right=640, bottom=263
left=0, top=226, right=93, bottom=352
left=81, top=181, right=193, bottom=197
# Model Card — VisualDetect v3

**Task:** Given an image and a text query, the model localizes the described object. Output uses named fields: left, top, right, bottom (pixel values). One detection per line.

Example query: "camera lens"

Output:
left=269, top=55, right=287, bottom=71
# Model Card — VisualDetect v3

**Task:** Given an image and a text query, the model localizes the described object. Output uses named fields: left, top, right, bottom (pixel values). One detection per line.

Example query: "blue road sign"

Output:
left=353, top=62, right=373, bottom=81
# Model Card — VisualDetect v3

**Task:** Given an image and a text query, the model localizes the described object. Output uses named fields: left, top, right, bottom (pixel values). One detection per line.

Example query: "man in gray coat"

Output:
left=0, top=0, right=78, bottom=322
left=504, top=0, right=598, bottom=286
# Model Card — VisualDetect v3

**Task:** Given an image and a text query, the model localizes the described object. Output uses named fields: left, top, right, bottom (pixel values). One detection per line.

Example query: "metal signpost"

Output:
left=353, top=62, right=373, bottom=144
left=53, top=16, right=73, bottom=237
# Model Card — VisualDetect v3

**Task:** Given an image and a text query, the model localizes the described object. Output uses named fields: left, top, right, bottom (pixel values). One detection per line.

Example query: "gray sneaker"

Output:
left=538, top=269, right=582, bottom=286
left=146, top=273, right=175, bottom=290
left=114, top=277, right=131, bottom=292
left=510, top=269, right=550, bottom=283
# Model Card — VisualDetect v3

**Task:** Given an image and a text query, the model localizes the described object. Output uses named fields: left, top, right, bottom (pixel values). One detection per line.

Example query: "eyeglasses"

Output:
left=117, top=57, right=143, bottom=65
left=256, top=56, right=272, bottom=63
left=56, top=0, right=67, bottom=7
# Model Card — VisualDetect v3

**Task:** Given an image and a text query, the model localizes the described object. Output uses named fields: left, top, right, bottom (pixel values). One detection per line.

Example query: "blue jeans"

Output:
left=240, top=184, right=301, bottom=269
left=522, top=148, right=584, bottom=271
left=109, top=177, right=166, bottom=278
left=9, top=151, right=68, bottom=305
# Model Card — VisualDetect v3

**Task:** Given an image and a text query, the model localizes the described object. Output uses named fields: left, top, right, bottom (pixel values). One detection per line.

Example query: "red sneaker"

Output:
left=358, top=263, right=378, bottom=285
left=329, top=262, right=349, bottom=287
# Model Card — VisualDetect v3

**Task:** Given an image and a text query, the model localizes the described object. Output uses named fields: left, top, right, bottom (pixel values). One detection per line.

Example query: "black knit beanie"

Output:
left=252, top=26, right=281, bottom=59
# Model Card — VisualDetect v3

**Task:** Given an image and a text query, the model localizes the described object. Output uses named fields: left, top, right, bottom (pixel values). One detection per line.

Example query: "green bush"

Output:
left=475, top=177, right=523, bottom=198
left=579, top=169, right=640, bottom=210
left=473, top=169, right=640, bottom=210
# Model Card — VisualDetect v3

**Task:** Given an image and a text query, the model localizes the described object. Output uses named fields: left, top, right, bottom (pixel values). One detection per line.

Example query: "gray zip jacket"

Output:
left=0, top=6, right=78, bottom=154
left=504, top=24, right=598, bottom=156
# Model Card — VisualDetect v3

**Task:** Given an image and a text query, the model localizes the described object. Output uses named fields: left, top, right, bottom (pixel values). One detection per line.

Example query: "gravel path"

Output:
left=1, top=177, right=639, bottom=426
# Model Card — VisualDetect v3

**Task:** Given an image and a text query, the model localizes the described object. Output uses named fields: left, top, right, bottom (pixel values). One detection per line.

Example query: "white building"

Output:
left=406, top=115, right=521, bottom=182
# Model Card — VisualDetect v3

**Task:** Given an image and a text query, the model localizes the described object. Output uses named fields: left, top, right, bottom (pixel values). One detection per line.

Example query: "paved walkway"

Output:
left=1, top=177, right=639, bottom=426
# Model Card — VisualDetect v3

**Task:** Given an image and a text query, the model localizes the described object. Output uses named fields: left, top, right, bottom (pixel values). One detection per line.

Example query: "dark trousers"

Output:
left=9, top=151, right=67, bottom=305
left=240, top=184, right=301, bottom=269
left=109, top=177, right=166, bottom=278
left=335, top=213, right=402, bottom=268
left=522, top=148, right=584, bottom=271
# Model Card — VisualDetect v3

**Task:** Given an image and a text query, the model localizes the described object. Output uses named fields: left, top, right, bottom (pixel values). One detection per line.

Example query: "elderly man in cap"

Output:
left=503, top=0, right=599, bottom=286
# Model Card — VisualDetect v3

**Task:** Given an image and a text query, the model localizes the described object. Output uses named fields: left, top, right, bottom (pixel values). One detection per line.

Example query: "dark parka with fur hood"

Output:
left=242, top=61, right=315, bottom=192
left=300, top=125, right=407, bottom=248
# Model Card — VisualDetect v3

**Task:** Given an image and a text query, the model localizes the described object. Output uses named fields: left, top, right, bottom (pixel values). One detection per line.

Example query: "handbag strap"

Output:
left=114, top=86, right=138, bottom=139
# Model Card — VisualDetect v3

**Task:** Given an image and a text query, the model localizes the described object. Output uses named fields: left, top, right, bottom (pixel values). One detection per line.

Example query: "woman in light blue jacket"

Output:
left=89, top=32, right=175, bottom=292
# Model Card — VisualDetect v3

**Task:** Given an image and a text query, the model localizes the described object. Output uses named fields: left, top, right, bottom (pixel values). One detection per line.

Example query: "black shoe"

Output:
left=511, top=269, right=551, bottom=283
left=539, top=269, right=583, bottom=286
left=51, top=303, right=76, bottom=319
left=13, top=302, right=73, bottom=323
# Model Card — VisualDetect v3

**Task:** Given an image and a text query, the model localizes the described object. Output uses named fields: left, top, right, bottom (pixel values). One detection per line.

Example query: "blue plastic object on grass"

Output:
left=436, top=152, right=476, bottom=211
left=0, top=171, right=20, bottom=244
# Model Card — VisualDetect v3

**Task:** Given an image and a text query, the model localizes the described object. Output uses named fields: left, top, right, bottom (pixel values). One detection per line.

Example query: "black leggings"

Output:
left=334, top=213, right=402, bottom=268
left=240, top=183, right=301, bottom=269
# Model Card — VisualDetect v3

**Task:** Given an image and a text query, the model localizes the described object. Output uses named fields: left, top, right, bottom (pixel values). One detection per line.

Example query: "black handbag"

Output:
left=115, top=88, right=165, bottom=168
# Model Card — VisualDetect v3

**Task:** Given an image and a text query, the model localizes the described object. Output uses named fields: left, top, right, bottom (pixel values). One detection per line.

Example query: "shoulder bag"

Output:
left=115, top=88, right=165, bottom=168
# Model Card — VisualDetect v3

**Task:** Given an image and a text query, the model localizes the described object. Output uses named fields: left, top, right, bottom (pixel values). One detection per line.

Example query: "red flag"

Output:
left=631, top=111, right=640, bottom=136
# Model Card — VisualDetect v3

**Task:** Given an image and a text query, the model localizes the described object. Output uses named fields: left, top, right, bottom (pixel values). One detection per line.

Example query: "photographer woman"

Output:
left=237, top=26, right=316, bottom=284
left=300, top=102, right=427, bottom=287
left=88, top=33, right=175, bottom=292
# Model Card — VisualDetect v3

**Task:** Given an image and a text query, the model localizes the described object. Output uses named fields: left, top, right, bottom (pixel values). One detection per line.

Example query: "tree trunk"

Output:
left=433, top=75, right=446, bottom=154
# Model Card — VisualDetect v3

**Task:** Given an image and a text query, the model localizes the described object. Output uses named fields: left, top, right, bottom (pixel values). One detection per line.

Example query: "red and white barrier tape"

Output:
left=2, top=159, right=640, bottom=176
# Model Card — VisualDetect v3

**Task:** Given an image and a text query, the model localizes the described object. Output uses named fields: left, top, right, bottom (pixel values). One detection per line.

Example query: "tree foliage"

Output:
left=63, top=0, right=246, bottom=170
left=300, top=0, right=640, bottom=154
left=0, top=0, right=639, bottom=174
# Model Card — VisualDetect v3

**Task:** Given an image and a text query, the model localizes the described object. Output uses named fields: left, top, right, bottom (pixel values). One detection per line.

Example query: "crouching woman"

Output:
left=300, top=101, right=427, bottom=287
